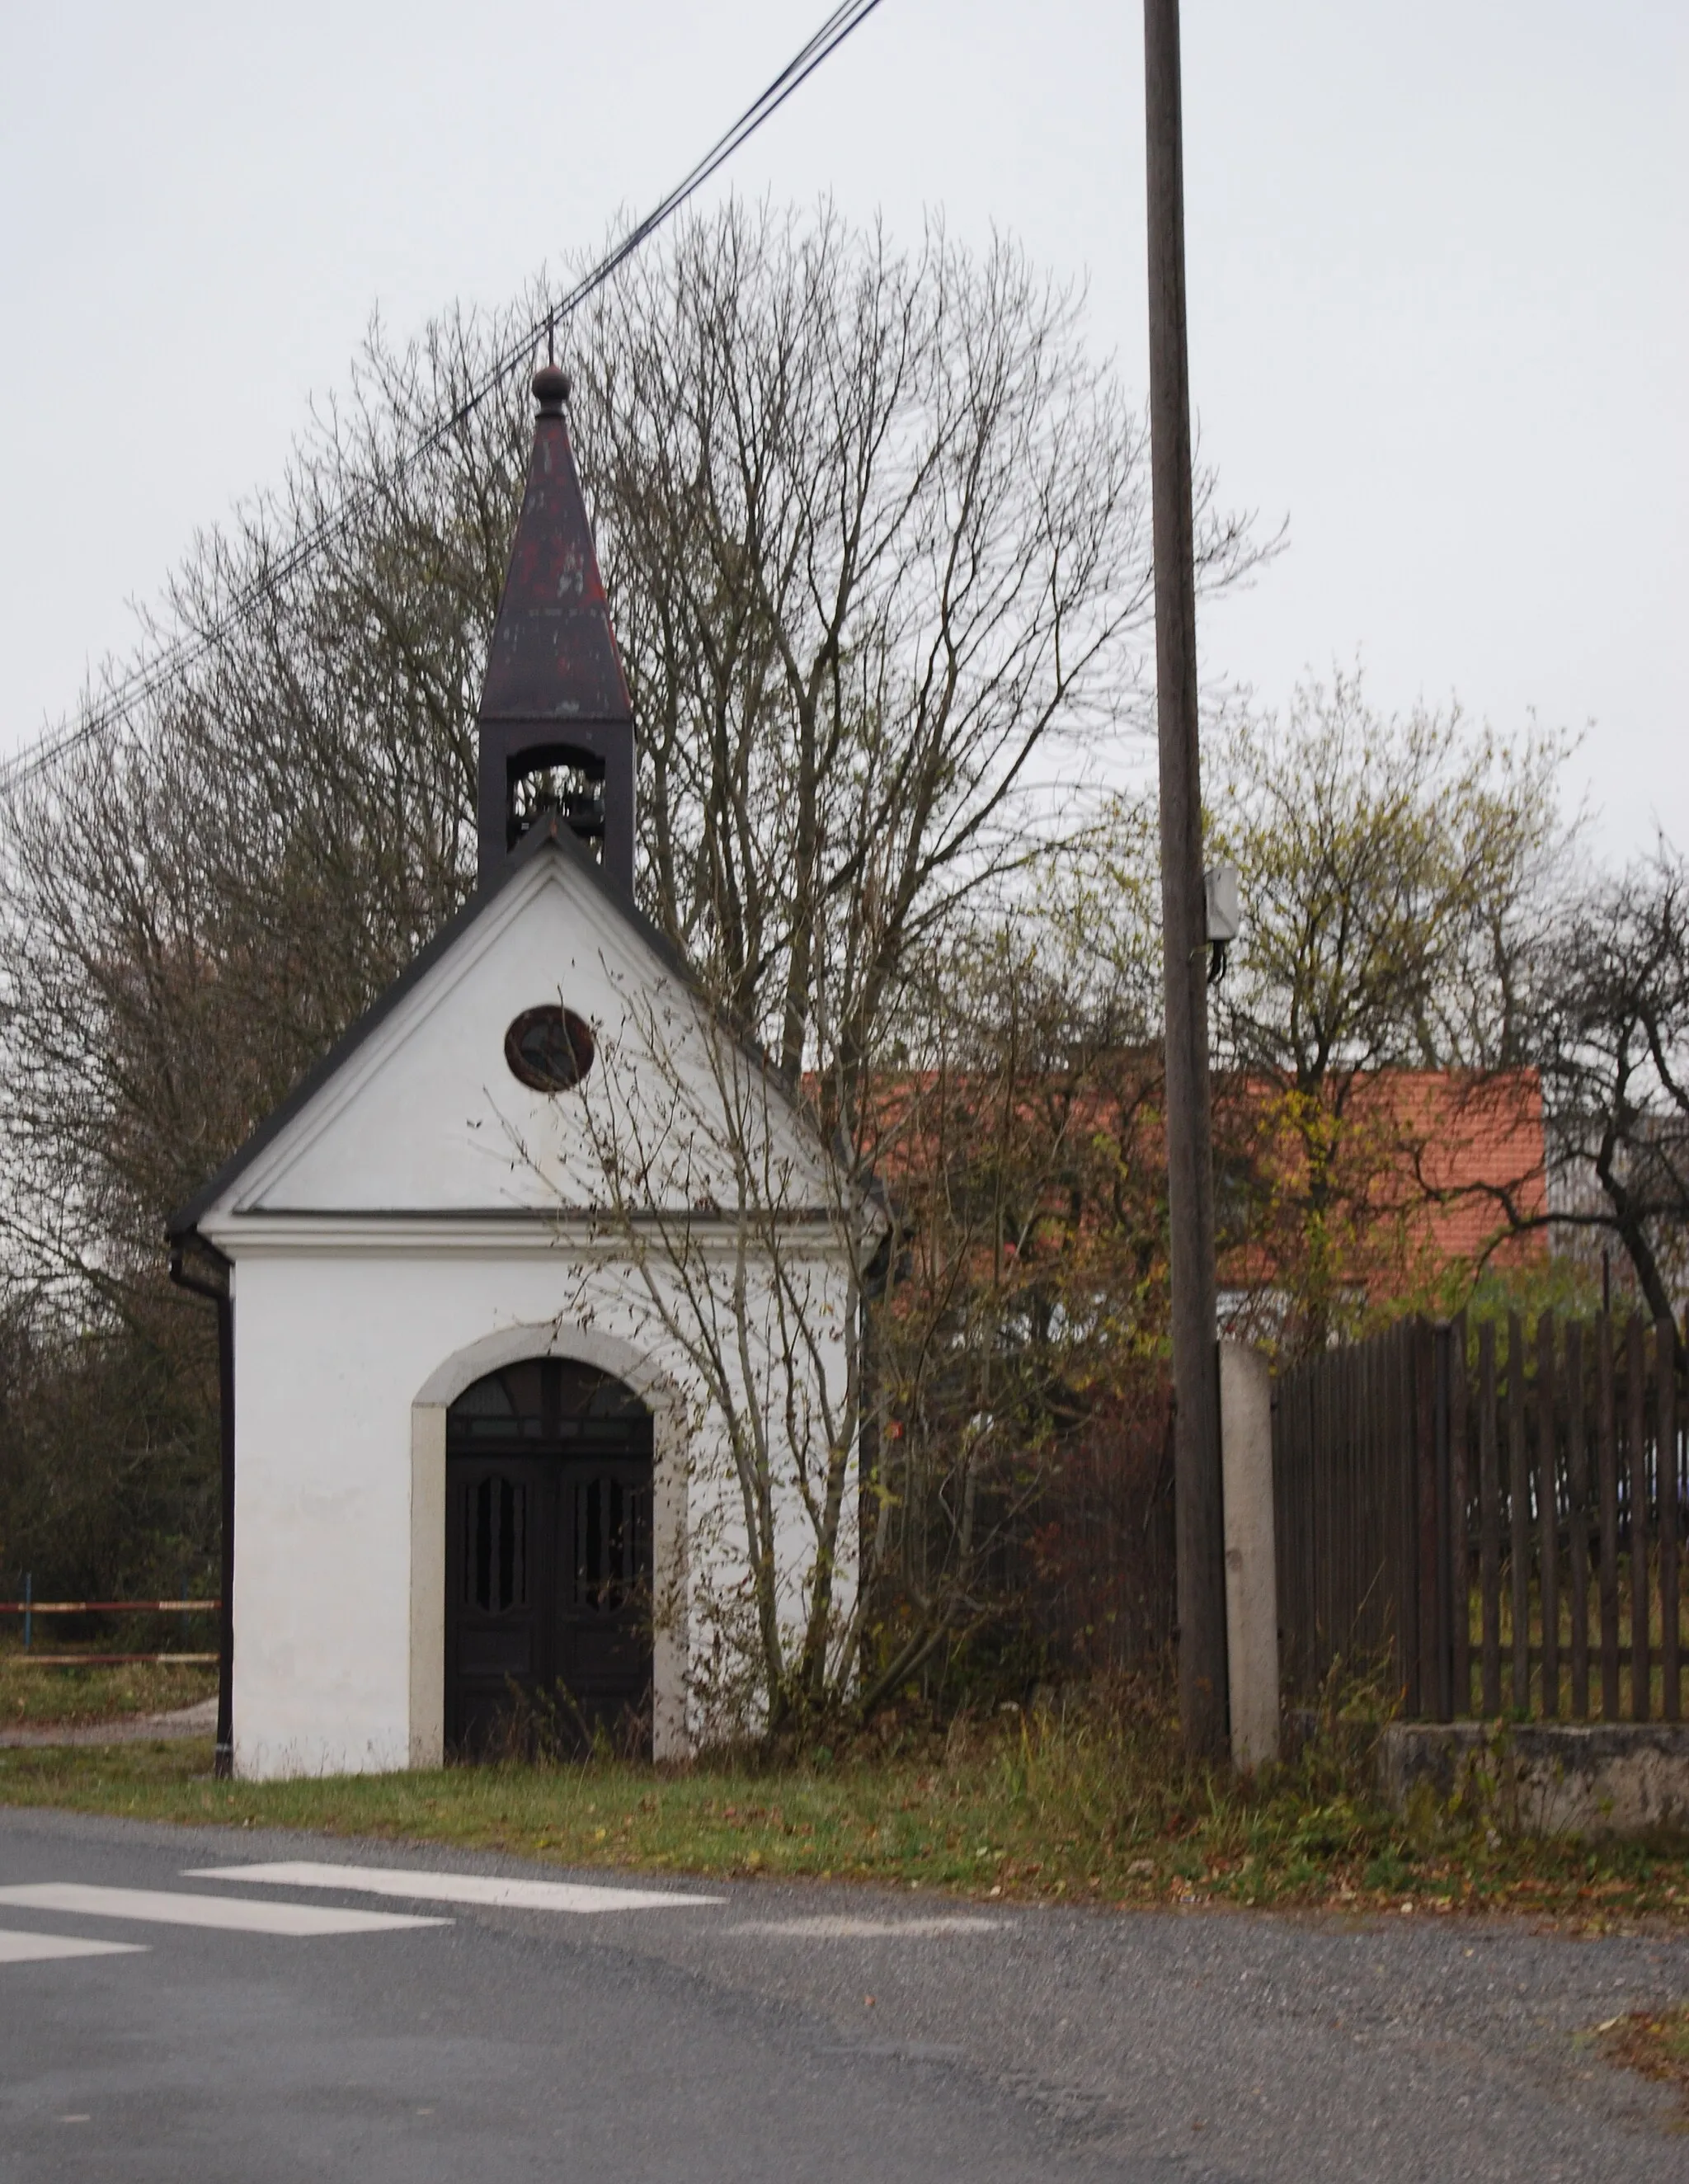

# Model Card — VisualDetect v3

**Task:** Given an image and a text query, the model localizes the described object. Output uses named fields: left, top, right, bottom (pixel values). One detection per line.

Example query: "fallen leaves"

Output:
left=1594, top=2006, right=1689, bottom=2113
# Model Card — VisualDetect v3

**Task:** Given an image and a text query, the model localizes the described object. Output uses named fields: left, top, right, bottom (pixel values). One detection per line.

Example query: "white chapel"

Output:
left=169, top=364, right=859, bottom=1781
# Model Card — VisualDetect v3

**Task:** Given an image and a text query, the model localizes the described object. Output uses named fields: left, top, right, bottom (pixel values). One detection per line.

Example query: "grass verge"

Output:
left=0, top=1654, right=217, bottom=1730
left=0, top=1679, right=1685, bottom=1925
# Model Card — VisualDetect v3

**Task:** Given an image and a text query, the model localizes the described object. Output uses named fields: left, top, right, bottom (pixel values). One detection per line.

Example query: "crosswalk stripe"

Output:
left=0, top=1927, right=148, bottom=1965
left=184, top=1860, right=722, bottom=1913
left=0, top=1884, right=449, bottom=1937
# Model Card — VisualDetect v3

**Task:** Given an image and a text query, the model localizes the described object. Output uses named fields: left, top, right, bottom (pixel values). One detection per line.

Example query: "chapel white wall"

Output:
left=224, top=1242, right=855, bottom=1782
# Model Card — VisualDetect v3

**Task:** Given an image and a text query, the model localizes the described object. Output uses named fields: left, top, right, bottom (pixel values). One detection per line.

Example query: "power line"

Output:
left=0, top=0, right=888, bottom=798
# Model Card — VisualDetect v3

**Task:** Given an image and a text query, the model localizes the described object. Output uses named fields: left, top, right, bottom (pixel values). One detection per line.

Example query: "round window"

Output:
left=504, top=1005, right=595, bottom=1092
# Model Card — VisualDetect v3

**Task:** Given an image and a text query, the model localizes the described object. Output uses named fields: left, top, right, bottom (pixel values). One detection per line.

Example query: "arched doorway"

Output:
left=444, top=1358, right=653, bottom=1757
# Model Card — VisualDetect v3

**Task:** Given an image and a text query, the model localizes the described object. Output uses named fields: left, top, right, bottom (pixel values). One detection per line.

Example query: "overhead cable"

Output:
left=0, top=0, right=888, bottom=795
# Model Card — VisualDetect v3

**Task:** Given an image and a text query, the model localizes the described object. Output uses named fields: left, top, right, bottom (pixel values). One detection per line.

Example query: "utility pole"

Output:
left=1143, top=0, right=1228, bottom=1763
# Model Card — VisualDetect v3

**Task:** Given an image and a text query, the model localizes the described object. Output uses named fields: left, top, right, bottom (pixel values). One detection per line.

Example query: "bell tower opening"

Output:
left=506, top=743, right=607, bottom=858
left=474, top=364, right=636, bottom=896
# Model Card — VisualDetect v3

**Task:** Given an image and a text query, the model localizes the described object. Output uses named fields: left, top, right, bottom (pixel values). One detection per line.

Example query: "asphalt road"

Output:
left=2, top=1807, right=1686, bottom=2182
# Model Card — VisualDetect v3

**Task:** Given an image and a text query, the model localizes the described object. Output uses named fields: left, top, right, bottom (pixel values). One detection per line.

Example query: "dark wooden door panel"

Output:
left=456, top=1622, right=534, bottom=1678
left=445, top=1456, right=554, bottom=1754
left=563, top=1623, right=646, bottom=1691
left=556, top=1464, right=653, bottom=1746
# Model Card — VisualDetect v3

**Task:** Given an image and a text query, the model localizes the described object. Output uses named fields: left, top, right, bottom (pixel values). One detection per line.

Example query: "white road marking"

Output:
left=0, top=1884, right=448, bottom=1937
left=185, top=1860, right=722, bottom=1913
left=722, top=1916, right=1002, bottom=1938
left=0, top=1927, right=148, bottom=1965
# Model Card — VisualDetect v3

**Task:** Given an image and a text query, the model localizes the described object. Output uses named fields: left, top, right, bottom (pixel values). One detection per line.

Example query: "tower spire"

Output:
left=474, top=366, right=635, bottom=893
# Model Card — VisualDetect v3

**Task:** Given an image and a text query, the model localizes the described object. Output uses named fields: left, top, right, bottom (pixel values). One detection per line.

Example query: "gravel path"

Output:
left=0, top=1697, right=217, bottom=1749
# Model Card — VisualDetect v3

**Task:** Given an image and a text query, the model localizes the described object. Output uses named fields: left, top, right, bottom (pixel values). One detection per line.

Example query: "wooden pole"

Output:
left=1143, top=0, right=1227, bottom=1763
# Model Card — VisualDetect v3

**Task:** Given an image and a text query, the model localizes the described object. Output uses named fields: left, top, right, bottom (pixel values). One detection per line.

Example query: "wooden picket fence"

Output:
left=1273, top=1312, right=1686, bottom=1722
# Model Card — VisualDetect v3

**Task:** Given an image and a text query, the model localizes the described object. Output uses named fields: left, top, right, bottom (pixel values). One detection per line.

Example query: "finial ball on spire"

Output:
left=533, top=363, right=571, bottom=416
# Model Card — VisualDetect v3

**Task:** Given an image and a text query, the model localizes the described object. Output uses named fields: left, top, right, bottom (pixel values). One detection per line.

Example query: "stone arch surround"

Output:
left=410, top=1321, right=689, bottom=1763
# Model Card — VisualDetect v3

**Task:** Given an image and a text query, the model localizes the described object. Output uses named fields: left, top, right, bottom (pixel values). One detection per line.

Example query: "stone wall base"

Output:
left=1378, top=1720, right=1689, bottom=1838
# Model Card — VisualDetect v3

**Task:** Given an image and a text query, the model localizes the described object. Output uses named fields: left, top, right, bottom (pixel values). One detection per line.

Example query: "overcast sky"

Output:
left=2, top=1, right=1683, bottom=860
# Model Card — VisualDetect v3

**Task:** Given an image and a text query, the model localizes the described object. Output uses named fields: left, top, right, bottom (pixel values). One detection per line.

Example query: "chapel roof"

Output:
left=476, top=364, right=632, bottom=729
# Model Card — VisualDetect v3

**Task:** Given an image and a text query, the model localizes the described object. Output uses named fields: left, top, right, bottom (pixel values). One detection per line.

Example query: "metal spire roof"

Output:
left=474, top=365, right=637, bottom=892
left=476, top=365, right=632, bottom=728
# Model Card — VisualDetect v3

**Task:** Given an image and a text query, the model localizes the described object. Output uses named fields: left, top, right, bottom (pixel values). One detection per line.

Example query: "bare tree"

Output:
left=501, top=970, right=872, bottom=1732
left=0, top=314, right=525, bottom=1296
left=0, top=201, right=1260, bottom=1632
left=512, top=852, right=1177, bottom=1730
left=1531, top=841, right=1689, bottom=1319
left=552, top=205, right=1264, bottom=1718
left=574, top=204, right=1256, bottom=1101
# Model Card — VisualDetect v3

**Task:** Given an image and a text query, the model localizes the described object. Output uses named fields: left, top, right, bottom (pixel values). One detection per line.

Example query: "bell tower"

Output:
left=475, top=365, right=635, bottom=896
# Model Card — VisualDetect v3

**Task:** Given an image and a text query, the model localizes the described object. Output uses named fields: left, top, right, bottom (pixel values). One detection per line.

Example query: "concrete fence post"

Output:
left=1220, top=1340, right=1280, bottom=1770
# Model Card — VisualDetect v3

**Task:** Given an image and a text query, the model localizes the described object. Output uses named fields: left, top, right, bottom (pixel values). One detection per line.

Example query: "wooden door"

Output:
left=444, top=1360, right=653, bottom=1757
